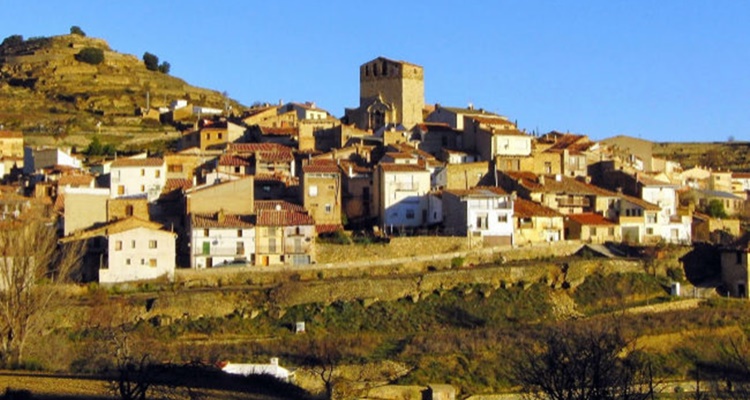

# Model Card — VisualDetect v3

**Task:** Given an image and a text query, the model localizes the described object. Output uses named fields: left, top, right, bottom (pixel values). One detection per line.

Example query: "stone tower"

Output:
left=345, top=57, right=424, bottom=131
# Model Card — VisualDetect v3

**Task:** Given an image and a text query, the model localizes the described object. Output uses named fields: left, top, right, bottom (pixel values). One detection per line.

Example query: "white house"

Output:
left=441, top=187, right=514, bottom=246
left=23, top=146, right=82, bottom=175
left=190, top=212, right=256, bottom=268
left=375, top=163, right=432, bottom=229
left=220, top=358, right=293, bottom=382
left=110, top=156, right=166, bottom=202
left=62, top=217, right=176, bottom=284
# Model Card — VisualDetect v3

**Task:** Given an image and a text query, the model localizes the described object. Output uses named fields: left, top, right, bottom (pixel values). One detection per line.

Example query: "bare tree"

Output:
left=693, top=332, right=750, bottom=400
left=0, top=215, right=84, bottom=367
left=511, top=321, right=656, bottom=400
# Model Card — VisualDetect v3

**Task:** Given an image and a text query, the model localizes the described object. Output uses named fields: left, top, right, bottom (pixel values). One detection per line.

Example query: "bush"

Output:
left=450, top=256, right=465, bottom=269
left=1, top=34, right=23, bottom=47
left=158, top=61, right=170, bottom=74
left=143, top=52, right=159, bottom=71
left=75, top=47, right=104, bottom=65
left=70, top=25, right=86, bottom=36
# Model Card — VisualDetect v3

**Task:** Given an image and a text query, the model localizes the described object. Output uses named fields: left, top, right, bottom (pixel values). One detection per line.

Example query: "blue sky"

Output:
left=3, top=1, right=749, bottom=142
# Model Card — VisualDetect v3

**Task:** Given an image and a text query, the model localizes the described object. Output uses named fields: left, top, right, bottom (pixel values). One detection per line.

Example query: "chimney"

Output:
left=539, top=175, right=545, bottom=185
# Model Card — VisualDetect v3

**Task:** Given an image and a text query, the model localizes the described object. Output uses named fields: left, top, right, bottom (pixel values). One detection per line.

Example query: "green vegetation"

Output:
left=75, top=47, right=104, bottom=65
left=83, top=135, right=116, bottom=156
left=706, top=198, right=729, bottom=218
left=573, top=272, right=668, bottom=314
left=69, top=25, right=86, bottom=36
left=143, top=51, right=170, bottom=74
left=1, top=34, right=23, bottom=47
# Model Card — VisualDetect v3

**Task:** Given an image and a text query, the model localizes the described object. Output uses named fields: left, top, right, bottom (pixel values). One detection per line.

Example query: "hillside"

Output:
left=0, top=33, right=243, bottom=147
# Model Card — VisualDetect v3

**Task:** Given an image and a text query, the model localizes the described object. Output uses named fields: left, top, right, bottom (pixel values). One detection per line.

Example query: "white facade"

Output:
left=190, top=225, right=256, bottom=269
left=110, top=158, right=167, bottom=202
left=221, top=358, right=292, bottom=382
left=641, top=185, right=678, bottom=220
left=101, top=227, right=176, bottom=284
left=377, top=165, right=431, bottom=229
left=492, top=133, right=532, bottom=157
left=442, top=189, right=514, bottom=243
left=23, top=147, right=82, bottom=175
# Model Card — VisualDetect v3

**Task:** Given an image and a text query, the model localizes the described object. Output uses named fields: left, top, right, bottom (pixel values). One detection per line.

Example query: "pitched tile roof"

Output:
left=316, top=224, right=343, bottom=234
left=471, top=116, right=516, bottom=127
left=0, top=130, right=22, bottom=139
left=191, top=212, right=254, bottom=228
left=255, top=200, right=306, bottom=212
left=218, top=155, right=251, bottom=167
left=567, top=213, right=616, bottom=226
left=505, top=171, right=617, bottom=196
left=111, top=157, right=165, bottom=168
left=619, top=194, right=661, bottom=211
left=303, top=160, right=340, bottom=174
left=258, top=126, right=298, bottom=136
left=514, top=198, right=562, bottom=218
left=444, top=186, right=508, bottom=198
left=413, top=122, right=460, bottom=133
left=228, top=143, right=293, bottom=154
left=62, top=217, right=172, bottom=241
left=57, top=175, right=94, bottom=187
left=379, top=163, right=428, bottom=173
left=163, top=178, right=193, bottom=192
left=256, top=209, right=314, bottom=227
left=732, top=172, right=750, bottom=179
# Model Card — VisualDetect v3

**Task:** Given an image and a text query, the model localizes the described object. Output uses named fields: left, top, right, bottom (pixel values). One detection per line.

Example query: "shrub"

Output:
left=70, top=25, right=86, bottom=36
left=75, top=47, right=104, bottom=65
left=143, top=52, right=159, bottom=71
left=1, top=35, right=23, bottom=47
left=158, top=61, right=170, bottom=74
left=450, top=256, right=465, bottom=269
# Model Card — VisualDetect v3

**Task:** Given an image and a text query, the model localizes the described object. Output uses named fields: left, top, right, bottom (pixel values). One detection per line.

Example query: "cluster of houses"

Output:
left=1, top=57, right=749, bottom=292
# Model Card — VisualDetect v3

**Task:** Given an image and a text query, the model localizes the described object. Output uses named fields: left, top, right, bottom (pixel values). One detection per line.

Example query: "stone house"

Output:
left=441, top=187, right=514, bottom=246
left=189, top=212, right=256, bottom=268
left=254, top=206, right=315, bottom=266
left=433, top=162, right=491, bottom=191
left=410, top=122, right=461, bottom=157
left=179, top=119, right=246, bottom=151
left=302, top=160, right=342, bottom=228
left=565, top=213, right=620, bottom=244
left=609, top=193, right=663, bottom=244
left=692, top=212, right=741, bottom=243
left=720, top=233, right=750, bottom=298
left=339, top=160, right=374, bottom=227
left=692, top=189, right=745, bottom=217
left=513, top=198, right=565, bottom=245
left=0, top=130, right=24, bottom=174
left=184, top=176, right=255, bottom=216
left=110, top=156, right=166, bottom=202
left=425, top=104, right=505, bottom=131
left=63, top=217, right=176, bottom=284
left=227, top=143, right=296, bottom=178
left=463, top=116, right=530, bottom=165
left=23, top=146, right=81, bottom=176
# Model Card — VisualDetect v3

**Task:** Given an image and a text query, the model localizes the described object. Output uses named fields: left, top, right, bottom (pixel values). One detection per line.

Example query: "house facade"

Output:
left=374, top=163, right=431, bottom=229
left=302, top=160, right=342, bottom=227
left=255, top=208, right=316, bottom=266
left=190, top=212, right=256, bottom=268
left=110, top=156, right=166, bottom=202
left=441, top=187, right=514, bottom=246
left=513, top=198, right=565, bottom=245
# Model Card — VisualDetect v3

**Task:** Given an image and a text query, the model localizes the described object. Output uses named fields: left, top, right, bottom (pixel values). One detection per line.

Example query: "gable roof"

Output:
left=0, top=130, right=22, bottom=139
left=191, top=213, right=254, bottom=229
left=567, top=213, right=616, bottom=226
left=111, top=157, right=164, bottom=168
left=62, top=217, right=172, bottom=242
left=379, top=163, right=428, bottom=173
left=505, top=171, right=617, bottom=197
left=256, top=209, right=314, bottom=227
left=255, top=200, right=306, bottom=212
left=443, top=186, right=508, bottom=198
left=514, top=198, right=563, bottom=218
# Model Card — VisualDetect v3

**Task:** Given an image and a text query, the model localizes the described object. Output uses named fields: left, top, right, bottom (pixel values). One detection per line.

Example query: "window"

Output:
left=115, top=241, right=122, bottom=251
left=237, top=229, right=243, bottom=238
left=140, top=169, right=145, bottom=176
left=406, top=209, right=415, bottom=219
left=476, top=215, right=488, bottom=229
left=309, top=185, right=318, bottom=197
left=140, top=185, right=145, bottom=192
left=218, top=133, right=223, bottom=140
left=204, top=228, right=209, bottom=237
left=141, top=259, right=146, bottom=265
left=646, top=228, right=654, bottom=235
left=168, top=165, right=183, bottom=173
left=647, top=214, right=656, bottom=224
left=155, top=170, right=161, bottom=178
left=131, top=240, right=136, bottom=249
left=590, top=227, right=597, bottom=236
left=608, top=227, right=615, bottom=236
left=117, top=185, right=125, bottom=195
left=202, top=242, right=210, bottom=255
left=125, top=205, right=134, bottom=216
left=544, top=162, right=552, bottom=174
left=498, top=214, right=508, bottom=223
left=149, top=240, right=157, bottom=249
left=269, top=238, right=277, bottom=253
left=149, top=259, right=157, bottom=267
left=125, top=258, right=131, bottom=265
left=738, top=251, right=743, bottom=264
left=236, top=241, right=245, bottom=255
left=325, top=204, right=332, bottom=213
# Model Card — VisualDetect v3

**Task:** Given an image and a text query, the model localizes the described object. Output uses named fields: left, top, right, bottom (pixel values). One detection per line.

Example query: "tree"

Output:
left=0, top=213, right=84, bottom=367
left=1, top=35, right=23, bottom=47
left=70, top=26, right=86, bottom=36
left=511, top=322, right=656, bottom=400
left=706, top=199, right=728, bottom=219
left=143, top=52, right=159, bottom=71
left=158, top=61, right=170, bottom=74
left=75, top=47, right=104, bottom=65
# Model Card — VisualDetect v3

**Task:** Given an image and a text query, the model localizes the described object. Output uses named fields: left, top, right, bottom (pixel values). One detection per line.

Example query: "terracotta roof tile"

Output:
left=303, top=160, right=340, bottom=174
left=164, top=178, right=192, bottom=192
left=379, top=163, right=427, bottom=173
left=111, top=157, right=164, bottom=168
left=316, top=224, right=343, bottom=234
left=567, top=213, right=616, bottom=226
left=228, top=143, right=293, bottom=154
left=0, top=130, right=22, bottom=139
left=57, top=175, right=94, bottom=187
left=259, top=126, right=298, bottom=136
left=256, top=209, right=314, bottom=227
left=219, top=155, right=251, bottom=167
left=191, top=213, right=254, bottom=228
left=513, top=198, right=562, bottom=218
left=255, top=200, right=306, bottom=212
left=444, top=186, right=508, bottom=198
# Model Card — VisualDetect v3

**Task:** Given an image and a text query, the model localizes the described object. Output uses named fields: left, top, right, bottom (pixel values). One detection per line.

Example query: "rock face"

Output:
left=0, top=34, right=241, bottom=132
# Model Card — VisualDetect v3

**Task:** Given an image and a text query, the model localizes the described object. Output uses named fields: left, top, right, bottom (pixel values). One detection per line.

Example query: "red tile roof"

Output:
left=379, top=163, right=427, bottom=173
left=259, top=126, right=298, bottom=136
left=228, top=143, right=293, bottom=154
left=218, top=155, right=251, bottom=167
left=191, top=213, right=254, bottom=228
left=255, top=200, right=306, bottom=212
left=303, top=160, right=340, bottom=174
left=57, top=175, right=94, bottom=187
left=444, top=186, right=508, bottom=198
left=111, top=157, right=164, bottom=168
left=256, top=209, right=314, bottom=227
left=505, top=171, right=617, bottom=196
left=733, top=172, right=750, bottom=179
left=0, top=130, right=22, bottom=139
left=316, top=224, right=343, bottom=234
left=164, top=178, right=193, bottom=192
left=514, top=198, right=562, bottom=218
left=567, top=213, right=616, bottom=226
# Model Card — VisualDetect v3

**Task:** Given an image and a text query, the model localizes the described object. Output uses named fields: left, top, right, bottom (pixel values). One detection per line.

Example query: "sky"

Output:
left=2, top=1, right=749, bottom=142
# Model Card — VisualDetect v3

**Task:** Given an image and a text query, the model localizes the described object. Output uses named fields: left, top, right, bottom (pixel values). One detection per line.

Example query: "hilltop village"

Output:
left=2, top=56, right=749, bottom=295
